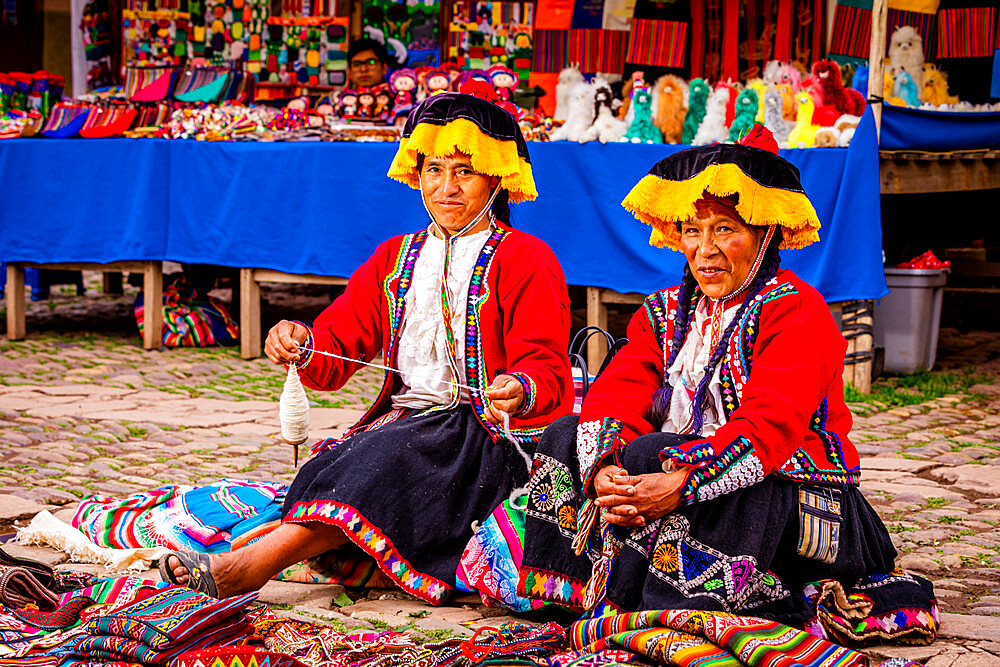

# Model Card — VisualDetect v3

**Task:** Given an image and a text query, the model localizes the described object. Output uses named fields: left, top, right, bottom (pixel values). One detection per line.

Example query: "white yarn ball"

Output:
left=280, top=365, right=310, bottom=445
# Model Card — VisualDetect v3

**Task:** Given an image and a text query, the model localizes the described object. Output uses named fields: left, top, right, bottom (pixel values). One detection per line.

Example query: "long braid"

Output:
left=649, top=265, right=700, bottom=424
left=689, top=233, right=783, bottom=433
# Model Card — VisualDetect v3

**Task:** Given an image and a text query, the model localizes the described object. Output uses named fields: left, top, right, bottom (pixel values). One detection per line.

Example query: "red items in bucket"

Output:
left=897, top=250, right=951, bottom=269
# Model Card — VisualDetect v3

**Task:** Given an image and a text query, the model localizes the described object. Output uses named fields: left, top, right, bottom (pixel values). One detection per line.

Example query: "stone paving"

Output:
left=3, top=276, right=1000, bottom=664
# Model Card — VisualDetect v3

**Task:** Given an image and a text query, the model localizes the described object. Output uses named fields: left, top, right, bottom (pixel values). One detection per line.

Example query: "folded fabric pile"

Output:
left=66, top=586, right=258, bottom=665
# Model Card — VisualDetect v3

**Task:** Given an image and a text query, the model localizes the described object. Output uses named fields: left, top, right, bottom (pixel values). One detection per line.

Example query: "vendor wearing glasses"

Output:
left=347, top=38, right=389, bottom=89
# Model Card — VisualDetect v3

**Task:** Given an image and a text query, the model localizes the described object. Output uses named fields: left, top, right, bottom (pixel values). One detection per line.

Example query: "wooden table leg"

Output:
left=102, top=272, right=123, bottom=295
left=5, top=264, right=25, bottom=340
left=142, top=261, right=162, bottom=350
left=586, top=286, right=609, bottom=372
left=240, top=268, right=261, bottom=359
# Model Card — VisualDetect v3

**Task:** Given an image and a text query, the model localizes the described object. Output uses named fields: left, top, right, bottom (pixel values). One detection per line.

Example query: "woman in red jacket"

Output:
left=162, top=87, right=573, bottom=605
left=519, top=128, right=937, bottom=645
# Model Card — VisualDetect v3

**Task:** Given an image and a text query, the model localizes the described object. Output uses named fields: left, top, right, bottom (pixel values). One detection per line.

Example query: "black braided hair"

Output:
left=649, top=264, right=700, bottom=424
left=688, top=228, right=783, bottom=433
left=491, top=188, right=512, bottom=226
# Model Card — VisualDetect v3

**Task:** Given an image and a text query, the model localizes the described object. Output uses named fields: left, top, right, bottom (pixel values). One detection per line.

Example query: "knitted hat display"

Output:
left=621, top=124, right=820, bottom=250
left=387, top=85, right=537, bottom=203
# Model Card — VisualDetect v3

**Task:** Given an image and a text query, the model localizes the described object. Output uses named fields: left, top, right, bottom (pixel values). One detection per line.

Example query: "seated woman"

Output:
left=162, top=88, right=574, bottom=605
left=519, top=129, right=938, bottom=644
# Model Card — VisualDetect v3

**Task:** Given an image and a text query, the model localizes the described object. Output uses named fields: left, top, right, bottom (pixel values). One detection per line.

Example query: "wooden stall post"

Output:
left=586, top=287, right=609, bottom=372
left=5, top=264, right=26, bottom=341
left=867, top=0, right=888, bottom=139
left=142, top=261, right=163, bottom=350
left=240, top=268, right=262, bottom=360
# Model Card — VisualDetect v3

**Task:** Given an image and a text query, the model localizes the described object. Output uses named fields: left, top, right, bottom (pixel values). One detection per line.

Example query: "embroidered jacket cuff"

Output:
left=507, top=372, right=536, bottom=417
left=576, top=418, right=626, bottom=493
left=660, top=435, right=766, bottom=505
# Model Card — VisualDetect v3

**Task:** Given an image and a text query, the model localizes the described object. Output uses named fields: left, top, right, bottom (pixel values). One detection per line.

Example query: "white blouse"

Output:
left=661, top=296, right=741, bottom=436
left=391, top=228, right=492, bottom=410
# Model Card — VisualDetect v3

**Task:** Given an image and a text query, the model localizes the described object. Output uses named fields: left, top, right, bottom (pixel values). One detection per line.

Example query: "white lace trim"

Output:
left=392, top=229, right=491, bottom=410
left=576, top=419, right=602, bottom=482
left=662, top=296, right=741, bottom=436
left=695, top=452, right=765, bottom=502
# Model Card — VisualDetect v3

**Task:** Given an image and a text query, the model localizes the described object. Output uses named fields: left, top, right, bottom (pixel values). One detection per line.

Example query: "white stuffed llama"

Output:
left=691, top=86, right=730, bottom=145
left=579, top=78, right=627, bottom=143
left=554, top=64, right=584, bottom=121
left=550, top=80, right=595, bottom=141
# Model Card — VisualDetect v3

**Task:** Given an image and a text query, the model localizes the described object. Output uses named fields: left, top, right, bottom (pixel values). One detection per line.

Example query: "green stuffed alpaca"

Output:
left=728, top=88, right=760, bottom=142
left=624, top=88, right=662, bottom=144
left=681, top=78, right=710, bottom=144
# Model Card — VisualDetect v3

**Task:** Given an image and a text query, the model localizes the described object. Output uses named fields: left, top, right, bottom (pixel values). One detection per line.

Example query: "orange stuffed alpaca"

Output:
left=653, top=74, right=687, bottom=143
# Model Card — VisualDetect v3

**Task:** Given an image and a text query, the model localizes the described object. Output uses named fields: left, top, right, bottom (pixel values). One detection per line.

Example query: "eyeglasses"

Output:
left=350, top=58, right=380, bottom=69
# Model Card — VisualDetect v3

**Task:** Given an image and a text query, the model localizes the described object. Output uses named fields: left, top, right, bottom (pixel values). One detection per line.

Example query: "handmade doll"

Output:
left=555, top=63, right=584, bottom=121
left=579, top=78, right=626, bottom=144
left=728, top=88, right=759, bottom=142
left=374, top=89, right=393, bottom=121
left=763, top=85, right=792, bottom=145
left=390, top=68, right=418, bottom=108
left=888, top=26, right=924, bottom=95
left=356, top=89, right=376, bottom=118
left=425, top=69, right=450, bottom=96
left=623, top=87, right=662, bottom=144
left=681, top=77, right=709, bottom=144
left=787, top=90, right=819, bottom=148
left=922, top=64, right=958, bottom=107
left=488, top=65, right=518, bottom=101
left=652, top=74, right=687, bottom=144
left=549, top=80, right=595, bottom=142
left=336, top=89, right=358, bottom=117
left=691, top=85, right=730, bottom=145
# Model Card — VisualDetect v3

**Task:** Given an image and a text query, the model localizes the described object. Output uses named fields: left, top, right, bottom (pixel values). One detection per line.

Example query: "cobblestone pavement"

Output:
left=2, top=277, right=1000, bottom=664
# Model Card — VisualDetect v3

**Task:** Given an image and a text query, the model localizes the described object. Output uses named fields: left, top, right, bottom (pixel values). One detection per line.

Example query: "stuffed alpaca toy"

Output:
left=681, top=78, right=710, bottom=144
left=763, top=85, right=792, bottom=145
left=851, top=65, right=869, bottom=99
left=922, top=64, right=958, bottom=106
left=835, top=114, right=860, bottom=147
left=550, top=80, right=595, bottom=141
left=746, top=78, right=768, bottom=122
left=814, top=126, right=840, bottom=147
left=554, top=64, right=584, bottom=121
left=623, top=88, right=662, bottom=143
left=787, top=91, right=819, bottom=148
left=763, top=60, right=801, bottom=92
left=809, top=60, right=866, bottom=123
left=893, top=70, right=920, bottom=107
left=888, top=26, right=924, bottom=96
left=579, top=78, right=627, bottom=143
left=652, top=74, right=687, bottom=143
left=728, top=88, right=759, bottom=142
left=776, top=83, right=797, bottom=121
left=692, top=86, right=730, bottom=145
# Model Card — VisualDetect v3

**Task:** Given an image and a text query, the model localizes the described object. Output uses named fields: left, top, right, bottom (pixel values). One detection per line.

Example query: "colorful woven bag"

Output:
left=135, top=276, right=239, bottom=348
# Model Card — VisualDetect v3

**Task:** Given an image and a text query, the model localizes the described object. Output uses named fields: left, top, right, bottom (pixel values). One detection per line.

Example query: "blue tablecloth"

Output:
left=880, top=105, right=1000, bottom=151
left=0, top=108, right=886, bottom=302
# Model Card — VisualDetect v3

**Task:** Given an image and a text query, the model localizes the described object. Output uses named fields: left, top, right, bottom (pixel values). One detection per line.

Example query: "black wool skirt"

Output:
left=520, top=416, right=938, bottom=645
left=283, top=406, right=528, bottom=605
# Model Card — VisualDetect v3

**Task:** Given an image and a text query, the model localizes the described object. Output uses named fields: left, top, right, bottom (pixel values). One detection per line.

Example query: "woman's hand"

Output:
left=483, top=374, right=524, bottom=424
left=596, top=467, right=689, bottom=528
left=264, top=320, right=309, bottom=365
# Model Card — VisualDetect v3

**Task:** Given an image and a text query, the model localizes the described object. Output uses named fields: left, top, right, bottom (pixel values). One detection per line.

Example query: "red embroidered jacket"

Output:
left=298, top=226, right=574, bottom=448
left=576, top=269, right=859, bottom=505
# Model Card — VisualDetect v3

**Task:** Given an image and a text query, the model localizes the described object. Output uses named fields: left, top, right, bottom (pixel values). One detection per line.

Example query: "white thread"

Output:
left=279, top=365, right=310, bottom=445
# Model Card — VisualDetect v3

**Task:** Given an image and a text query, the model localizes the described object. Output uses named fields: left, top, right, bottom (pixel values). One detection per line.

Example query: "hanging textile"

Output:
left=570, top=0, right=603, bottom=29
left=829, top=4, right=872, bottom=59
left=626, top=20, right=687, bottom=68
left=937, top=7, right=998, bottom=58
left=534, top=0, right=573, bottom=30
left=531, top=29, right=569, bottom=71
left=564, top=29, right=627, bottom=72
left=739, top=0, right=779, bottom=81
left=600, top=0, right=633, bottom=31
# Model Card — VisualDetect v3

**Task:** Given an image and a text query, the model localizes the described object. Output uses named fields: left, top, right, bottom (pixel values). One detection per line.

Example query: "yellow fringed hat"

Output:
left=621, top=127, right=821, bottom=250
left=387, top=89, right=537, bottom=204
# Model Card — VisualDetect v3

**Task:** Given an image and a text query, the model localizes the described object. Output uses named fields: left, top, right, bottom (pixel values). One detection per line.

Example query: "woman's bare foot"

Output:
left=165, top=522, right=348, bottom=598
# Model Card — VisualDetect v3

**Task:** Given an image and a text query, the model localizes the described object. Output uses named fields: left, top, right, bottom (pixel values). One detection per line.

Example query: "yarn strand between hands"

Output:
left=290, top=345, right=532, bottom=499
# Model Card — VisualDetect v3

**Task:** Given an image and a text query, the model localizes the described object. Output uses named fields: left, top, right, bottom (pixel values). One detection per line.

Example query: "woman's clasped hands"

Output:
left=592, top=464, right=689, bottom=528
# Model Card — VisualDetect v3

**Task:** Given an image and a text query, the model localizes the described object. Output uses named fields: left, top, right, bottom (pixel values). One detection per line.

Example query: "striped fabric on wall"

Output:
left=937, top=7, right=997, bottom=58
left=568, top=29, right=628, bottom=71
left=626, top=18, right=687, bottom=68
left=532, top=29, right=569, bottom=72
left=829, top=3, right=871, bottom=58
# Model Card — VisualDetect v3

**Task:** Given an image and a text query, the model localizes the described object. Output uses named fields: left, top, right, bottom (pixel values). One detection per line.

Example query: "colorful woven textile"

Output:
left=73, top=480, right=286, bottom=554
left=174, top=645, right=312, bottom=667
left=6, top=596, right=94, bottom=630
left=457, top=497, right=545, bottom=613
left=627, top=19, right=687, bottom=68
left=937, top=6, right=998, bottom=58
left=264, top=623, right=425, bottom=667
left=431, top=622, right=565, bottom=667
left=566, top=609, right=919, bottom=667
